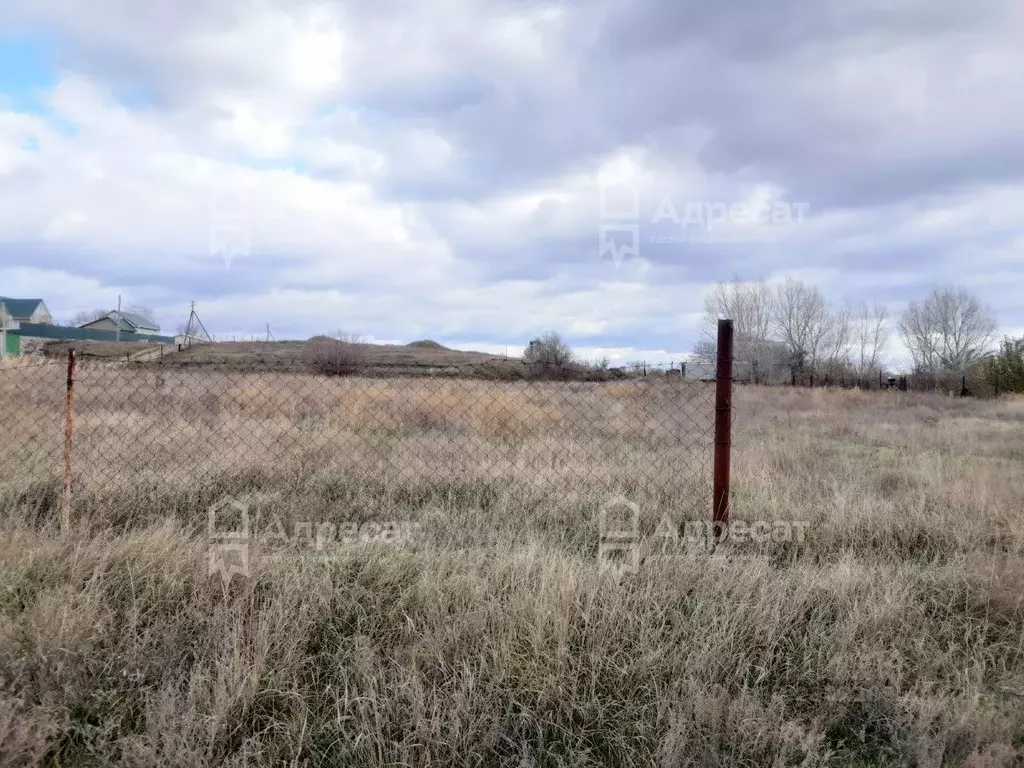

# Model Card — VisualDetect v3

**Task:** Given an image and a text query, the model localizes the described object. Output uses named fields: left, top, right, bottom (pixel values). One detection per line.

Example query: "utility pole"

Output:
left=181, top=301, right=212, bottom=347
left=0, top=300, right=7, bottom=359
left=116, top=294, right=122, bottom=343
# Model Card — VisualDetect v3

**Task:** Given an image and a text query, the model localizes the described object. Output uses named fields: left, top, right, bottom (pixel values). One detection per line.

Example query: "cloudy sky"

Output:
left=1, top=0, right=1021, bottom=365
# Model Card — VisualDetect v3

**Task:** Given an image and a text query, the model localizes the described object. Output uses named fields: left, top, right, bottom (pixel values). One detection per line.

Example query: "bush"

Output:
left=984, top=336, right=1024, bottom=394
left=523, top=332, right=573, bottom=366
left=523, top=332, right=575, bottom=379
left=307, top=332, right=365, bottom=376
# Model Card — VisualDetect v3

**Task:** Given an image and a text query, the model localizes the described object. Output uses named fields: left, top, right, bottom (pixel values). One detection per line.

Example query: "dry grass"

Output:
left=1, top=367, right=1023, bottom=766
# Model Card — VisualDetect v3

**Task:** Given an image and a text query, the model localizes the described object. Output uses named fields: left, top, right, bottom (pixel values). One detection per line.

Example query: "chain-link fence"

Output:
left=735, top=359, right=996, bottom=397
left=0, top=352, right=724, bottom=542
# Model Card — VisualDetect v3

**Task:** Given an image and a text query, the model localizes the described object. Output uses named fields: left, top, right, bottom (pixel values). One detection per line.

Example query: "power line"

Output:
left=182, top=301, right=213, bottom=345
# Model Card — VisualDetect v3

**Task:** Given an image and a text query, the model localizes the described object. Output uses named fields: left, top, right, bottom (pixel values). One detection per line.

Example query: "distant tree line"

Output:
left=302, top=294, right=1021, bottom=394
left=983, top=336, right=1024, bottom=394
left=694, top=276, right=893, bottom=385
left=695, top=277, right=1012, bottom=394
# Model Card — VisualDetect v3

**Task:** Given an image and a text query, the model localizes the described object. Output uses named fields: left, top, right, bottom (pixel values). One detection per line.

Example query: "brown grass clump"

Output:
left=1, top=367, right=1023, bottom=765
left=306, top=333, right=366, bottom=376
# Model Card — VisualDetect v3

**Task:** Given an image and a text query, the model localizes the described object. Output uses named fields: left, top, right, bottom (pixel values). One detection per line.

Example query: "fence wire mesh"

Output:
left=1, top=356, right=719, bottom=540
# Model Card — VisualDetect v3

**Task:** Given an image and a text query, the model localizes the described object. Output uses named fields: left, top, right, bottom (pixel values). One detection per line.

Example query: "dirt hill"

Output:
left=40, top=339, right=629, bottom=380
left=43, top=339, right=528, bottom=377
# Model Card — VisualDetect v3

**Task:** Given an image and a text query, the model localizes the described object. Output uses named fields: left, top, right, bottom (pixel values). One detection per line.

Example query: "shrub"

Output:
left=307, top=332, right=365, bottom=376
left=523, top=332, right=573, bottom=367
left=406, top=340, right=448, bottom=350
left=523, top=332, right=575, bottom=379
left=984, top=336, right=1024, bottom=394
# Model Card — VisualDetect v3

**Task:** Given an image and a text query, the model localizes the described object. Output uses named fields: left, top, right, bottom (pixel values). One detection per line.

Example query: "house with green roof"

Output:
left=79, top=310, right=161, bottom=336
left=0, top=297, right=52, bottom=325
left=0, top=302, right=172, bottom=357
left=1, top=298, right=53, bottom=358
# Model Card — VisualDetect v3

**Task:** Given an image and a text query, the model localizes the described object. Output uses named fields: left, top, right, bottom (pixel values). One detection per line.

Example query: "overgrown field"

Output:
left=1, top=362, right=1022, bottom=766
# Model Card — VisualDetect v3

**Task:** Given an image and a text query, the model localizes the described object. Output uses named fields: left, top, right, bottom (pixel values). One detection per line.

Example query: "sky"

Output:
left=0, top=0, right=1022, bottom=366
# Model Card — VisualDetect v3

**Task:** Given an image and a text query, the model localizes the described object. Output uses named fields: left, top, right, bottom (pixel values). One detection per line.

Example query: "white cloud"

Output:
left=0, top=0, right=1022, bottom=354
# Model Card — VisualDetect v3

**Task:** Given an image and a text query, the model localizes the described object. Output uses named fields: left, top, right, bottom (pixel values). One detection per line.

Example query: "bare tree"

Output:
left=124, top=304, right=158, bottom=324
left=899, top=287, right=997, bottom=374
left=854, top=301, right=889, bottom=375
left=700, top=276, right=774, bottom=365
left=524, top=332, right=574, bottom=365
left=521, top=331, right=577, bottom=379
left=771, top=278, right=831, bottom=369
left=899, top=301, right=936, bottom=373
left=70, top=308, right=110, bottom=327
left=691, top=338, right=716, bottom=363
left=822, top=302, right=854, bottom=371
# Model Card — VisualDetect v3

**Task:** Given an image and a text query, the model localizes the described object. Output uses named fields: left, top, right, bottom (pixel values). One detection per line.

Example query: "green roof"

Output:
left=116, top=311, right=160, bottom=332
left=0, top=297, right=46, bottom=321
left=83, top=311, right=161, bottom=333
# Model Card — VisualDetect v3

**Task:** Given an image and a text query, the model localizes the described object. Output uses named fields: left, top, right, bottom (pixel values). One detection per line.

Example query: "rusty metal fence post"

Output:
left=713, top=319, right=734, bottom=537
left=61, top=349, right=76, bottom=533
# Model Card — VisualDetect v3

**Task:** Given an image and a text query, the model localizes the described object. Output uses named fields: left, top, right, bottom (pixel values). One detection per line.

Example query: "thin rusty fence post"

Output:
left=61, top=349, right=76, bottom=533
left=713, top=319, right=734, bottom=538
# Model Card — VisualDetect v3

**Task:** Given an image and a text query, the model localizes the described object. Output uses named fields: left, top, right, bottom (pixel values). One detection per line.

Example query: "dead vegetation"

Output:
left=0, top=371, right=1022, bottom=765
left=36, top=339, right=634, bottom=381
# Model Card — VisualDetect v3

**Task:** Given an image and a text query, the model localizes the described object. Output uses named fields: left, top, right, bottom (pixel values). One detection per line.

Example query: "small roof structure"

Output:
left=114, top=311, right=160, bottom=333
left=81, top=310, right=161, bottom=334
left=0, top=297, right=48, bottom=321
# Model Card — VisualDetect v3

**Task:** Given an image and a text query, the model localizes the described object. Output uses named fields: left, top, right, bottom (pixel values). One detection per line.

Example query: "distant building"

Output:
left=79, top=311, right=161, bottom=336
left=0, top=297, right=52, bottom=324
left=1, top=298, right=53, bottom=358
left=1, top=303, right=171, bottom=358
left=683, top=362, right=717, bottom=381
left=683, top=360, right=756, bottom=383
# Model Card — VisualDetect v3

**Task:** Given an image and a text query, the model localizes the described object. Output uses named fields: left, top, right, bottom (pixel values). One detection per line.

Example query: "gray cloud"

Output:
left=1, top=0, right=1022, bottom=361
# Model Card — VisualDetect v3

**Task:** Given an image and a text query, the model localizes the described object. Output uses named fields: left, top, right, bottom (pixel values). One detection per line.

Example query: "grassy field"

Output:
left=1, top=364, right=1022, bottom=766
